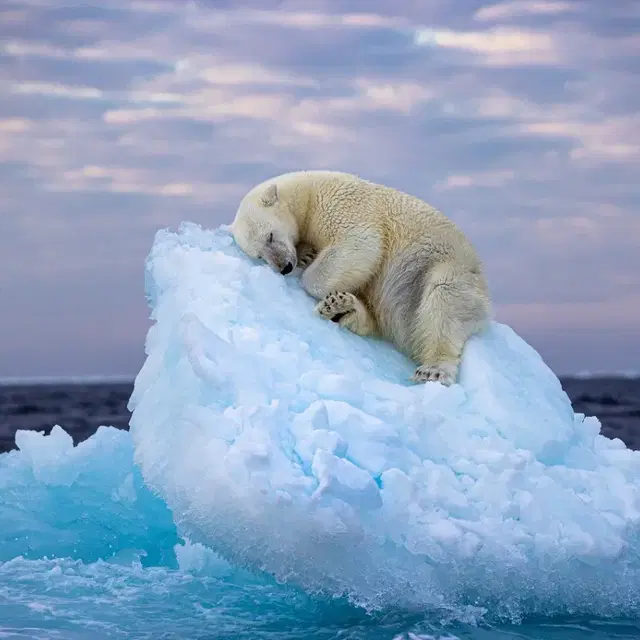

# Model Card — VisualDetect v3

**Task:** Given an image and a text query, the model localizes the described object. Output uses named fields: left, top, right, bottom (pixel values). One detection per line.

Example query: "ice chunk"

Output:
left=129, top=223, right=640, bottom=615
left=0, top=426, right=178, bottom=565
left=311, top=449, right=383, bottom=510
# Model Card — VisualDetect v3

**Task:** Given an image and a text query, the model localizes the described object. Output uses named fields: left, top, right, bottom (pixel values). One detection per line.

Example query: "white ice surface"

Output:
left=129, top=223, right=640, bottom=615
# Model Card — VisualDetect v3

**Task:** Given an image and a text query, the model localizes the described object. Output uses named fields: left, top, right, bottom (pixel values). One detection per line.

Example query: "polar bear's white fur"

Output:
left=231, top=170, right=492, bottom=385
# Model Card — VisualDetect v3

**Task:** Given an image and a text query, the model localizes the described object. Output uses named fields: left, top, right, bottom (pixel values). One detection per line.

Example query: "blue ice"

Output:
left=129, top=223, right=640, bottom=615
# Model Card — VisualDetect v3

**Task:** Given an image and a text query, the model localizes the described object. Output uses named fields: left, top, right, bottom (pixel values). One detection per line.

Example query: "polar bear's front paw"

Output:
left=412, top=363, right=457, bottom=386
left=316, top=291, right=357, bottom=323
left=296, top=243, right=318, bottom=270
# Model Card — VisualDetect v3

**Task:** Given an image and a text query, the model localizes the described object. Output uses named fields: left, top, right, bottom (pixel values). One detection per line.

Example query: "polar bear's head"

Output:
left=231, top=182, right=298, bottom=275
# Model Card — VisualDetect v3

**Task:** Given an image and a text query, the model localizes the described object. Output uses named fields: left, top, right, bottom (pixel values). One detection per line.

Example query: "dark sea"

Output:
left=1, top=378, right=639, bottom=640
left=2, top=378, right=638, bottom=455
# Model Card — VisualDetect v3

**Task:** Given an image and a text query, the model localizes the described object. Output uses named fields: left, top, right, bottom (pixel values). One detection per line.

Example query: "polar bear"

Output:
left=230, top=170, right=492, bottom=385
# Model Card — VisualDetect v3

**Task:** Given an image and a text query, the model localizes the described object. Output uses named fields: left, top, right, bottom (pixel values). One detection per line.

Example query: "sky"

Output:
left=1, top=0, right=639, bottom=379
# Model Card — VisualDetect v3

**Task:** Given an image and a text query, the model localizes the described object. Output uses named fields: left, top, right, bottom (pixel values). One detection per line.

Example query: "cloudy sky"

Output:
left=1, top=0, right=638, bottom=379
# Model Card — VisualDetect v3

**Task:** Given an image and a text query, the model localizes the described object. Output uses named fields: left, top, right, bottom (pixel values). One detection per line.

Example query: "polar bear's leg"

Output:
left=411, top=263, right=490, bottom=386
left=315, top=291, right=377, bottom=336
left=301, top=235, right=381, bottom=300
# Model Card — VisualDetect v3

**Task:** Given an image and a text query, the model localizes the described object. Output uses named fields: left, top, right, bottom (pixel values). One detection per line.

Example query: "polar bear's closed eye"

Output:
left=231, top=185, right=298, bottom=275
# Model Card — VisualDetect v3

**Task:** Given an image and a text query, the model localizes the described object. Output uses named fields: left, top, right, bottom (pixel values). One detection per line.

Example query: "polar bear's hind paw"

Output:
left=412, top=362, right=457, bottom=386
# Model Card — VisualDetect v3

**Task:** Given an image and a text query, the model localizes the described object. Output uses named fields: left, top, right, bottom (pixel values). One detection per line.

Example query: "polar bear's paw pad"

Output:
left=315, top=291, right=357, bottom=323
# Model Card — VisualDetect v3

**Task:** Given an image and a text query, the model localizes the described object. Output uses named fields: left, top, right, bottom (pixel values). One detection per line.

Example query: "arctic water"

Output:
left=1, top=223, right=639, bottom=640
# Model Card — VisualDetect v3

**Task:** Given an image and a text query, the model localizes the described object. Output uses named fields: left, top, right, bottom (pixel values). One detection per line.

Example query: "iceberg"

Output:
left=128, top=222, right=640, bottom=618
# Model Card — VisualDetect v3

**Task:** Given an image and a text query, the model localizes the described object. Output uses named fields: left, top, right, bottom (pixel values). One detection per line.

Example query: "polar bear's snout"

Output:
left=263, top=240, right=297, bottom=276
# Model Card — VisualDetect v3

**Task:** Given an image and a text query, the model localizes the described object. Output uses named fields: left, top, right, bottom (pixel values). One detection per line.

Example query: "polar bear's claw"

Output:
left=296, top=243, right=318, bottom=270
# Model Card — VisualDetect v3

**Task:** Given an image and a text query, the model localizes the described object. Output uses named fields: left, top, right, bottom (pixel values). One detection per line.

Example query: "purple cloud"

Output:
left=1, top=0, right=638, bottom=377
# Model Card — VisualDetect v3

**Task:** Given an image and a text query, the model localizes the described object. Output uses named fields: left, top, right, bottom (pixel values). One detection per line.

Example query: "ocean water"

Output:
left=2, top=224, right=639, bottom=640
left=0, top=379, right=639, bottom=639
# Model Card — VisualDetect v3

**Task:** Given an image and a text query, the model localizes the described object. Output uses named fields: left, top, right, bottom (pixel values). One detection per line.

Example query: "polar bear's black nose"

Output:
left=281, top=262, right=294, bottom=275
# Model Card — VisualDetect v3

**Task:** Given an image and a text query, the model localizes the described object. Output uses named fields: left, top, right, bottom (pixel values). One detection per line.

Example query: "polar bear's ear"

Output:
left=260, top=183, right=279, bottom=207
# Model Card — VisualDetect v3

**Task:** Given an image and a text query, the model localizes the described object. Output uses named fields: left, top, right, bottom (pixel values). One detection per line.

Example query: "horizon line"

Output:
left=0, top=374, right=136, bottom=386
left=0, top=371, right=638, bottom=386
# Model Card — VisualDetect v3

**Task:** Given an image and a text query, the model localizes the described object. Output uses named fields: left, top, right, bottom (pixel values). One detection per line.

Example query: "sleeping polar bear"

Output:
left=230, top=170, right=492, bottom=386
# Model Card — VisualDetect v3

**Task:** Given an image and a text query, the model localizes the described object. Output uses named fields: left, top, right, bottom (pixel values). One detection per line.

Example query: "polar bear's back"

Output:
left=285, top=170, right=479, bottom=269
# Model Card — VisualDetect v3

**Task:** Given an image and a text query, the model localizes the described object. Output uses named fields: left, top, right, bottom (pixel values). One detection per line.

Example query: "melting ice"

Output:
left=130, top=223, right=640, bottom=617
